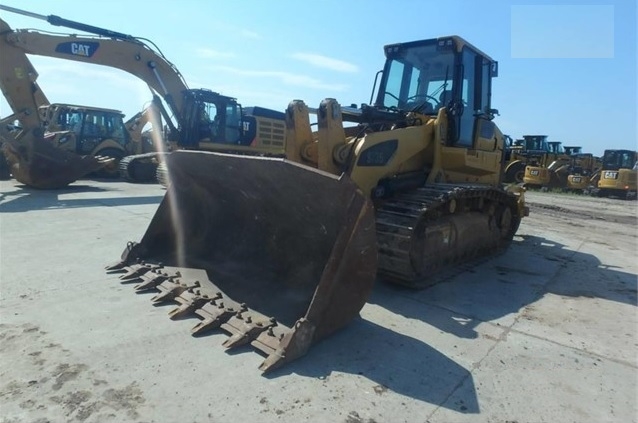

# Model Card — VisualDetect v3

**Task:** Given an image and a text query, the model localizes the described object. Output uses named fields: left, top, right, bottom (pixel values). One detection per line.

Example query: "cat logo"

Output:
left=603, top=171, right=618, bottom=179
left=55, top=41, right=100, bottom=58
left=71, top=43, right=92, bottom=56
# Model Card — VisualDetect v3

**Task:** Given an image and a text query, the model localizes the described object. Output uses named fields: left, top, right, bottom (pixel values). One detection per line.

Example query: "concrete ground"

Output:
left=0, top=179, right=636, bottom=423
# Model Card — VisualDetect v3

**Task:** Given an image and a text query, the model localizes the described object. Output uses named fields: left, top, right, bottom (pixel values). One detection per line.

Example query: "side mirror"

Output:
left=491, top=61, right=499, bottom=77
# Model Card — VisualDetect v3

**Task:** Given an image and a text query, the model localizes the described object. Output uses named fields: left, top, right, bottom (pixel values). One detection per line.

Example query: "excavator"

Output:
left=594, top=149, right=637, bottom=199
left=563, top=152, right=601, bottom=193
left=0, top=54, right=163, bottom=182
left=106, top=35, right=529, bottom=373
left=0, top=6, right=286, bottom=187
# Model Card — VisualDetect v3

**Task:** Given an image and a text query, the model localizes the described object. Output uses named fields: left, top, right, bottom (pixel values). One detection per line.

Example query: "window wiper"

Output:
left=410, top=66, right=450, bottom=114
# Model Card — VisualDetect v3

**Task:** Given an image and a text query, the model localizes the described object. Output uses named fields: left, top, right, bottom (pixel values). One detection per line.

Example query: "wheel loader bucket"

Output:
left=106, top=150, right=377, bottom=373
left=1, top=135, right=113, bottom=189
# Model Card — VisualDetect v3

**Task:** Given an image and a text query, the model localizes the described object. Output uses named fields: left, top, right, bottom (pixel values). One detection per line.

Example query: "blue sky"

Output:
left=0, top=0, right=635, bottom=156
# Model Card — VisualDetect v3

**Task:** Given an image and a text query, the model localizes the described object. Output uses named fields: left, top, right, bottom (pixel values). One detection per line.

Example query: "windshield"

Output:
left=380, top=44, right=455, bottom=113
left=523, top=136, right=548, bottom=151
left=548, top=143, right=564, bottom=154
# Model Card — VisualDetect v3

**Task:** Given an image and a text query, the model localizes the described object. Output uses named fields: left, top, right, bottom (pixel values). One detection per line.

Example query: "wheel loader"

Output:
left=107, top=35, right=528, bottom=373
left=503, top=134, right=553, bottom=183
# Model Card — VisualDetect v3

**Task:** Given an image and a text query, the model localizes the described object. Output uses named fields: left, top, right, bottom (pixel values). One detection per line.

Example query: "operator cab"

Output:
left=180, top=89, right=243, bottom=148
left=374, top=35, right=498, bottom=147
left=45, top=104, right=130, bottom=153
left=602, top=149, right=637, bottom=170
left=564, top=146, right=583, bottom=155
left=522, top=135, right=549, bottom=153
left=547, top=141, right=564, bottom=155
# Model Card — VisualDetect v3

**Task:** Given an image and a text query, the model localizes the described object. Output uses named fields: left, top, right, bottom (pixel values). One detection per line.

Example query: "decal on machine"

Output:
left=603, top=171, right=618, bottom=179
left=55, top=41, right=100, bottom=58
left=13, top=67, right=25, bottom=79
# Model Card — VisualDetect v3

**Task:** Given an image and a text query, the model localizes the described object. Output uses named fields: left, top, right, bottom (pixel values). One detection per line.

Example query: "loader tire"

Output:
left=505, top=162, right=526, bottom=184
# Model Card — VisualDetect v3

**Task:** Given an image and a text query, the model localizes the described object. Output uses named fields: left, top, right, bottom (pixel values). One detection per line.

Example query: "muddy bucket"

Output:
left=1, top=135, right=112, bottom=189
left=107, top=150, right=378, bottom=372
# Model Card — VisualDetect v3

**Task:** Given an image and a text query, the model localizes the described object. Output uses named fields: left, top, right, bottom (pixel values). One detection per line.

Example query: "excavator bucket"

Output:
left=106, top=150, right=378, bottom=373
left=1, top=134, right=113, bottom=189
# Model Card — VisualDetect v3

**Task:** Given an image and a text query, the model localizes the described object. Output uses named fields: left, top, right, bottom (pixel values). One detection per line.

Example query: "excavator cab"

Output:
left=596, top=149, right=638, bottom=198
left=178, top=89, right=243, bottom=148
left=176, top=88, right=284, bottom=153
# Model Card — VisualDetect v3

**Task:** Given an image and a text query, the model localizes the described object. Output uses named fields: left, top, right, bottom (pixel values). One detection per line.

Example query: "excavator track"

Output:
left=119, top=152, right=167, bottom=183
left=376, top=183, right=521, bottom=289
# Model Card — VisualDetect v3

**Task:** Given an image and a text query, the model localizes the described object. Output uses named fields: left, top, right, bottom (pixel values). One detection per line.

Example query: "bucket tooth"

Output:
left=251, top=325, right=289, bottom=357
left=106, top=243, right=152, bottom=274
left=257, top=318, right=316, bottom=374
left=105, top=260, right=127, bottom=273
left=118, top=264, right=159, bottom=283
left=150, top=280, right=188, bottom=304
left=191, top=300, right=239, bottom=336
left=134, top=273, right=170, bottom=292
left=220, top=312, right=273, bottom=349
left=168, top=290, right=218, bottom=320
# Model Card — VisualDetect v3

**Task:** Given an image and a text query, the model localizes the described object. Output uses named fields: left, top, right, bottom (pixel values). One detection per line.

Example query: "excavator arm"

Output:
left=0, top=16, right=118, bottom=188
left=0, top=8, right=188, bottom=119
left=0, top=16, right=181, bottom=188
left=1, top=5, right=289, bottom=187
left=0, top=5, right=196, bottom=188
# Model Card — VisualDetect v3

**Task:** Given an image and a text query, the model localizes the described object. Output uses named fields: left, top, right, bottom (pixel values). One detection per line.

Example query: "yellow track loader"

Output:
left=107, top=36, right=528, bottom=373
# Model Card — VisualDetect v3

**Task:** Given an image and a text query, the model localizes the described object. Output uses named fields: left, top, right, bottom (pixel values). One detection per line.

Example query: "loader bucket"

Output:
left=106, top=150, right=378, bottom=373
left=1, top=135, right=112, bottom=189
